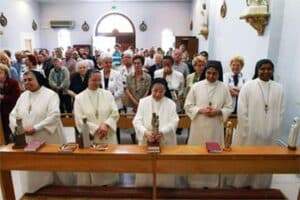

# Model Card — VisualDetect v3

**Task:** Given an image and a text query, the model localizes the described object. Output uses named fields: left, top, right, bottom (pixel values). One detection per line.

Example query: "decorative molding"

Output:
left=240, top=13, right=270, bottom=35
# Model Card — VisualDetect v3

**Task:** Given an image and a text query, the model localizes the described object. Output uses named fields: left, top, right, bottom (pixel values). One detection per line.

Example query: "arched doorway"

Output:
left=94, top=13, right=135, bottom=52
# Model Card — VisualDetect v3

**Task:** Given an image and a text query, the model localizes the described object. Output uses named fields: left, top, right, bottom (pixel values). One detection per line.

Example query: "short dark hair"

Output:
left=199, top=51, right=209, bottom=59
left=4, top=50, right=11, bottom=58
left=163, top=55, right=174, bottom=65
left=27, top=54, right=38, bottom=66
left=132, top=55, right=145, bottom=65
left=87, top=69, right=101, bottom=80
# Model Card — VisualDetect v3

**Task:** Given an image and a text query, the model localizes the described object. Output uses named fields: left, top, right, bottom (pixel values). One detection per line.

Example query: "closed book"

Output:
left=24, top=140, right=45, bottom=152
left=206, top=142, right=222, bottom=153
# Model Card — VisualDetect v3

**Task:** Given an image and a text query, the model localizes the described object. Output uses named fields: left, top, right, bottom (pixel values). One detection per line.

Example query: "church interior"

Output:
left=0, top=0, right=299, bottom=199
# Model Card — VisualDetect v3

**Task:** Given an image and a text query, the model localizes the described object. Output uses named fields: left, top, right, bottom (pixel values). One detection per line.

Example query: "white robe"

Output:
left=233, top=78, right=284, bottom=188
left=9, top=86, right=72, bottom=193
left=184, top=80, right=233, bottom=188
left=74, top=88, right=120, bottom=186
left=133, top=96, right=179, bottom=187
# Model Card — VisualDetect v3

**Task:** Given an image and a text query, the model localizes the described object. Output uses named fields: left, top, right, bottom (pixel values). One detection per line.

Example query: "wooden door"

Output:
left=116, top=35, right=135, bottom=52
left=175, top=36, right=199, bottom=58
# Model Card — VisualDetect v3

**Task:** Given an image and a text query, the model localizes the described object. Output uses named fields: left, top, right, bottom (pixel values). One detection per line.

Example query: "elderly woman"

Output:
left=0, top=51, right=19, bottom=81
left=99, top=54, right=124, bottom=111
left=0, top=64, right=20, bottom=144
left=69, top=60, right=90, bottom=97
left=74, top=70, right=120, bottom=186
left=133, top=78, right=179, bottom=187
left=186, top=55, right=207, bottom=95
left=184, top=61, right=233, bottom=188
left=125, top=55, right=151, bottom=112
left=9, top=70, right=72, bottom=193
left=223, top=56, right=248, bottom=114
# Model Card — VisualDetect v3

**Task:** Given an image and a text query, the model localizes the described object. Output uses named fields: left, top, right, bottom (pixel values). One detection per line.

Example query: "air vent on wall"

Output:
left=50, top=20, right=75, bottom=29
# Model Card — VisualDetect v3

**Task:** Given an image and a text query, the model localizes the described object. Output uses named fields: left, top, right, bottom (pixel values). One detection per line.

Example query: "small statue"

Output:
left=224, top=121, right=234, bottom=151
left=287, top=117, right=300, bottom=150
left=77, top=118, right=91, bottom=148
left=147, top=113, right=160, bottom=153
left=11, top=118, right=27, bottom=149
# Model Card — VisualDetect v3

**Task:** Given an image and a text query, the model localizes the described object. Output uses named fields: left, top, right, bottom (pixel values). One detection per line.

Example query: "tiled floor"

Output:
left=1, top=128, right=299, bottom=200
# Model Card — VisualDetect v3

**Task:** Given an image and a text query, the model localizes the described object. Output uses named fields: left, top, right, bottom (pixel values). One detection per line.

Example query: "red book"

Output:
left=206, top=142, right=222, bottom=153
left=24, top=140, right=45, bottom=152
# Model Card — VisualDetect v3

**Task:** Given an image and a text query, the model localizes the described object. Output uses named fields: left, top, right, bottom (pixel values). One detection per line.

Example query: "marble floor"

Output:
left=1, top=128, right=299, bottom=200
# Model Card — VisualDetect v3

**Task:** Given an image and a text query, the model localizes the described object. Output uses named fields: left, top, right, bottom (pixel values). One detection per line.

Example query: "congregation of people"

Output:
left=0, top=43, right=284, bottom=193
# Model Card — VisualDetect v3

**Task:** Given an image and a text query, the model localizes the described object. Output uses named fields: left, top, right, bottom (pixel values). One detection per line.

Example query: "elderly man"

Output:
left=62, top=50, right=77, bottom=76
left=147, top=53, right=163, bottom=80
left=172, top=49, right=190, bottom=78
left=48, top=58, right=71, bottom=113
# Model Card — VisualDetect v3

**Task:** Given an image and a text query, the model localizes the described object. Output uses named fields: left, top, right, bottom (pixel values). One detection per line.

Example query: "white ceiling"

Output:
left=36, top=0, right=191, bottom=2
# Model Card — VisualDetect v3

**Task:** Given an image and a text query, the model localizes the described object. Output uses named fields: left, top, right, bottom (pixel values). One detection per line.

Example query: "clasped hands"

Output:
left=144, top=131, right=163, bottom=144
left=23, top=126, right=36, bottom=135
left=199, top=106, right=221, bottom=117
left=95, top=123, right=110, bottom=139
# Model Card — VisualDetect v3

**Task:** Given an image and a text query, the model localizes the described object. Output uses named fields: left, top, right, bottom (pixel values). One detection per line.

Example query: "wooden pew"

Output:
left=0, top=144, right=299, bottom=200
left=61, top=113, right=238, bottom=129
left=0, top=116, right=4, bottom=145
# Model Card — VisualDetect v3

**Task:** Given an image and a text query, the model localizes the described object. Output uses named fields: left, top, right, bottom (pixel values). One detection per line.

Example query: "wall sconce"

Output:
left=199, top=3, right=209, bottom=40
left=240, top=0, right=270, bottom=35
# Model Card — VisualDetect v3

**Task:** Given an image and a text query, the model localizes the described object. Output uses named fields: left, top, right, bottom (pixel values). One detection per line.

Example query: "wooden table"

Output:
left=0, top=144, right=299, bottom=200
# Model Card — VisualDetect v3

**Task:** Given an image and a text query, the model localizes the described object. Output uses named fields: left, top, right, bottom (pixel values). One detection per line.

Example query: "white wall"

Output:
left=39, top=1, right=192, bottom=50
left=276, top=0, right=300, bottom=139
left=0, top=0, right=40, bottom=53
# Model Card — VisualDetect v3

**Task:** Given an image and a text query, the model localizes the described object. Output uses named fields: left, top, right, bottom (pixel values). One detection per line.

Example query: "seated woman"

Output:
left=74, top=70, right=120, bottom=186
left=9, top=70, right=72, bottom=193
left=133, top=78, right=179, bottom=188
left=125, top=55, right=151, bottom=113
left=68, top=59, right=90, bottom=97
left=99, top=54, right=124, bottom=111
left=0, top=64, right=20, bottom=144
left=184, top=61, right=233, bottom=188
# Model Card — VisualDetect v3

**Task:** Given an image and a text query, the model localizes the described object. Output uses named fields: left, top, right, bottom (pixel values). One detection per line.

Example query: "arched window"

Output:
left=161, top=29, right=175, bottom=52
left=95, top=13, right=135, bottom=36
left=94, top=13, right=136, bottom=52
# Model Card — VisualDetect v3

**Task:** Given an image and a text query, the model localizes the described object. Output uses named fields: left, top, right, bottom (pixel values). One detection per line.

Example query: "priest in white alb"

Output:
left=9, top=70, right=72, bottom=193
left=133, top=78, right=179, bottom=187
left=233, top=59, right=284, bottom=189
left=74, top=69, right=120, bottom=186
left=184, top=61, right=233, bottom=188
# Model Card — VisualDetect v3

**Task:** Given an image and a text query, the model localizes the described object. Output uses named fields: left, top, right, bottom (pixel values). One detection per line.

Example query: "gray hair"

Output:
left=76, top=59, right=90, bottom=72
